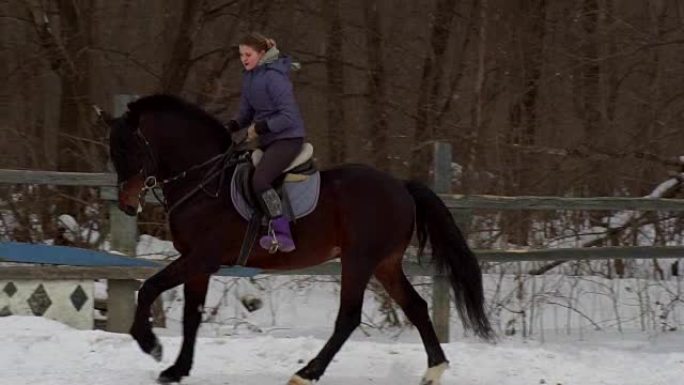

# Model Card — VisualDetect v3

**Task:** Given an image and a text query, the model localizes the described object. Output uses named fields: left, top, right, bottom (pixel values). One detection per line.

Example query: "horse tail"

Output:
left=405, top=180, right=495, bottom=341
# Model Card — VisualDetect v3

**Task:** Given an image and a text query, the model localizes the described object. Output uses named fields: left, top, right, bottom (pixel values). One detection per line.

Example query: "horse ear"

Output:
left=93, top=104, right=115, bottom=127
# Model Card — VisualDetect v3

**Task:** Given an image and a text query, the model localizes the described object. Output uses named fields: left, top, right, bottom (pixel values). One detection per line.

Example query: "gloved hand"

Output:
left=247, top=124, right=258, bottom=141
left=231, top=127, right=248, bottom=144
left=225, top=119, right=240, bottom=133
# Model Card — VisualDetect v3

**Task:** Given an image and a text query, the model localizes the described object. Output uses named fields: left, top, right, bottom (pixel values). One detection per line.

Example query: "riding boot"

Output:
left=257, top=189, right=296, bottom=253
left=260, top=216, right=296, bottom=253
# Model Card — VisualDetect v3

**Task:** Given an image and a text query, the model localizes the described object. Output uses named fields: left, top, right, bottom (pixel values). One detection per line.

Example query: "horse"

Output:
left=105, top=94, right=494, bottom=384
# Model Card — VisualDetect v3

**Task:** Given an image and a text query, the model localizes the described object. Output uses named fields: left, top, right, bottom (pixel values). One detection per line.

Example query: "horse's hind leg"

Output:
left=157, top=273, right=210, bottom=384
left=130, top=257, right=194, bottom=361
left=289, top=256, right=375, bottom=385
left=374, top=256, right=449, bottom=385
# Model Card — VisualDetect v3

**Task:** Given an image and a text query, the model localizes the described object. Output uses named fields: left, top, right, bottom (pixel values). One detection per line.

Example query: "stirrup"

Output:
left=266, top=222, right=279, bottom=254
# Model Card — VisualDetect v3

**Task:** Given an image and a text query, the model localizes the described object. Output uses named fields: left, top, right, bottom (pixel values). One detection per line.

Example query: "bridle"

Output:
left=130, top=124, right=247, bottom=217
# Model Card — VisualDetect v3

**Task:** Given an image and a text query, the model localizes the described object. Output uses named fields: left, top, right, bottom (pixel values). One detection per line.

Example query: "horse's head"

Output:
left=108, top=113, right=146, bottom=216
left=106, top=94, right=233, bottom=216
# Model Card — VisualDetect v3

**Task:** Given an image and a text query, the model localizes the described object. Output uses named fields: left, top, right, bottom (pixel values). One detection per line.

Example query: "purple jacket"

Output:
left=234, top=55, right=305, bottom=148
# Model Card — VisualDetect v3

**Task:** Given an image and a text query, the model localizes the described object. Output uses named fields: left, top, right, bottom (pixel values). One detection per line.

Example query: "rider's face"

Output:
left=239, top=45, right=265, bottom=71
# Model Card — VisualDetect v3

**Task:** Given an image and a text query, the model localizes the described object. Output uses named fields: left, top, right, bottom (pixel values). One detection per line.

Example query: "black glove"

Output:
left=254, top=120, right=270, bottom=135
left=231, top=127, right=248, bottom=144
left=225, top=119, right=240, bottom=133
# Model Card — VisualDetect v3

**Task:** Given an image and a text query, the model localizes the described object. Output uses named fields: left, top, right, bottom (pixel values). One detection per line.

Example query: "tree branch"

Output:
left=88, top=46, right=161, bottom=80
left=529, top=173, right=684, bottom=275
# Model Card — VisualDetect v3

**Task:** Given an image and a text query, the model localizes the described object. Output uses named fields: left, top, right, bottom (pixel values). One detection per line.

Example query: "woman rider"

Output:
left=226, top=33, right=305, bottom=253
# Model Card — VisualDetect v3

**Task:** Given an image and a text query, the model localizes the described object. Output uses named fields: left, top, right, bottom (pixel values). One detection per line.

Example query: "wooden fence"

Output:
left=2, top=142, right=684, bottom=341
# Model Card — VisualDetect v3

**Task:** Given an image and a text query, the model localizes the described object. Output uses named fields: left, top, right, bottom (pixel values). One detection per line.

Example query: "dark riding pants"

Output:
left=252, top=138, right=304, bottom=194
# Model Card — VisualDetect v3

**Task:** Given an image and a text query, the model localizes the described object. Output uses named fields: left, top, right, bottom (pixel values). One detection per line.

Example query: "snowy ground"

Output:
left=1, top=316, right=683, bottom=385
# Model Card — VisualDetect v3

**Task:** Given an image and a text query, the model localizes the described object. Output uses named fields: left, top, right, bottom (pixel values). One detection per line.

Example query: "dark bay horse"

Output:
left=106, top=94, right=494, bottom=384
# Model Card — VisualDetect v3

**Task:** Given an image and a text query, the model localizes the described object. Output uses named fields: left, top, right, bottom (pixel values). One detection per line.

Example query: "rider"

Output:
left=226, top=32, right=305, bottom=253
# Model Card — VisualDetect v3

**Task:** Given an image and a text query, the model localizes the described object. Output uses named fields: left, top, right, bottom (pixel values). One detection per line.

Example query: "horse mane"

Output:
left=125, top=94, right=230, bottom=143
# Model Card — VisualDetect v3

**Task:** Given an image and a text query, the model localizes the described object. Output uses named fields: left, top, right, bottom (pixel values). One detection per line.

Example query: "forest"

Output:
left=2, top=0, right=684, bottom=254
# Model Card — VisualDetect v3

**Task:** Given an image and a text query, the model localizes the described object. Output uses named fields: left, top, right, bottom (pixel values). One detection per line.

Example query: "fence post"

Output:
left=106, top=94, right=139, bottom=333
left=432, top=142, right=452, bottom=343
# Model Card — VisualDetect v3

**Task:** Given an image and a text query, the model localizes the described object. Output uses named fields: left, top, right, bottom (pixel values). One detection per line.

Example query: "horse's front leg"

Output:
left=290, top=256, right=376, bottom=384
left=158, top=274, right=210, bottom=384
left=130, top=257, right=192, bottom=361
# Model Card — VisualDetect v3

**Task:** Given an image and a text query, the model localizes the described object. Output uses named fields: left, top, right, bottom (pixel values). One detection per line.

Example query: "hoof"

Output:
left=132, top=325, right=163, bottom=361
left=150, top=340, right=163, bottom=362
left=157, top=366, right=187, bottom=384
left=419, top=362, right=449, bottom=385
left=157, top=374, right=179, bottom=384
left=287, top=374, right=313, bottom=385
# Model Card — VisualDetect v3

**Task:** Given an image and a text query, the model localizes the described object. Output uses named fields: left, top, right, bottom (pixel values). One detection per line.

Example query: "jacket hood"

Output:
left=247, top=47, right=296, bottom=75
left=258, top=47, right=280, bottom=66
left=263, top=56, right=292, bottom=75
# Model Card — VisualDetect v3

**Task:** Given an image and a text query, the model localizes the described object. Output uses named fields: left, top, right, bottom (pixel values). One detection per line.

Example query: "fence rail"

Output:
left=3, top=245, right=684, bottom=281
left=4, top=170, right=684, bottom=211
left=0, top=169, right=116, bottom=186
left=442, top=195, right=684, bottom=211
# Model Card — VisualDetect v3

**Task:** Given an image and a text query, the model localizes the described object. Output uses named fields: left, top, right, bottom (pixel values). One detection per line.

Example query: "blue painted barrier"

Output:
left=0, top=242, right=158, bottom=267
left=0, top=242, right=262, bottom=277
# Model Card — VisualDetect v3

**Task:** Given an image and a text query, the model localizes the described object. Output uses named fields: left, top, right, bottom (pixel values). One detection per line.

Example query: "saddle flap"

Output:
left=230, top=163, right=321, bottom=222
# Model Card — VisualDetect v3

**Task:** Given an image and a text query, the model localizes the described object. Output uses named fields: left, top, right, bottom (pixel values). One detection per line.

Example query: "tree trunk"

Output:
left=506, top=0, right=546, bottom=146
left=363, top=0, right=390, bottom=171
left=195, top=2, right=249, bottom=107
left=159, top=0, right=205, bottom=94
left=463, top=0, right=487, bottom=192
left=503, top=0, right=546, bottom=244
left=520, top=0, right=545, bottom=146
left=580, top=0, right=601, bottom=143
left=579, top=0, right=608, bottom=196
left=411, top=0, right=458, bottom=181
left=52, top=0, right=95, bottom=172
left=435, top=0, right=477, bottom=131
left=324, top=0, right=346, bottom=165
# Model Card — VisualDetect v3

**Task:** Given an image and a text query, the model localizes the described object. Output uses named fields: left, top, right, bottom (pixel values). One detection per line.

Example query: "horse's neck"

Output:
left=158, top=129, right=226, bottom=179
left=161, top=158, right=240, bottom=220
left=156, top=126, right=233, bottom=208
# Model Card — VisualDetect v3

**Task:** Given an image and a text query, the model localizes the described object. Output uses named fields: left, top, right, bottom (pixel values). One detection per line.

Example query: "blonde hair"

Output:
left=239, top=32, right=276, bottom=52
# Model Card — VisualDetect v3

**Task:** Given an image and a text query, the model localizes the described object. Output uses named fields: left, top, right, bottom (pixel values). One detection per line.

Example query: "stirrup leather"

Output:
left=259, top=189, right=282, bottom=218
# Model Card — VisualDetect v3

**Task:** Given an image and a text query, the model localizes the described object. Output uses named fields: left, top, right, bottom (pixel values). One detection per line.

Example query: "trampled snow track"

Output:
left=1, top=317, right=682, bottom=385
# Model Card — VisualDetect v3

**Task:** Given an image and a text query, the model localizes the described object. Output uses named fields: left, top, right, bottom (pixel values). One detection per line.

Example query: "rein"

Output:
left=137, top=135, right=247, bottom=217
left=166, top=147, right=246, bottom=216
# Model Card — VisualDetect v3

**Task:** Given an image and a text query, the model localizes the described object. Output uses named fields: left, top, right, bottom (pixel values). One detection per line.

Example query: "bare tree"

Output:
left=195, top=1, right=248, bottom=107
left=464, top=0, right=488, bottom=185
left=159, top=0, right=207, bottom=94
left=363, top=0, right=389, bottom=170
left=324, top=0, right=347, bottom=164
left=20, top=0, right=102, bottom=171
left=508, top=0, right=546, bottom=147
left=411, top=0, right=458, bottom=181
left=2, top=0, right=684, bottom=246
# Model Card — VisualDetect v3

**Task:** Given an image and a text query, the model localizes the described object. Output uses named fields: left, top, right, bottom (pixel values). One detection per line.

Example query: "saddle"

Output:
left=230, top=143, right=320, bottom=265
left=252, top=142, right=315, bottom=182
left=231, top=143, right=319, bottom=220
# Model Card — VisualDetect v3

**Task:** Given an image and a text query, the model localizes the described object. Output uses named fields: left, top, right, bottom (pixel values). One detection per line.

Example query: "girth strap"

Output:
left=236, top=212, right=262, bottom=266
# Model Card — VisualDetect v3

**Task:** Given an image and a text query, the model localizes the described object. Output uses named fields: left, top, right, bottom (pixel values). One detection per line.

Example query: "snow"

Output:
left=645, top=176, right=681, bottom=199
left=0, top=316, right=682, bottom=385
left=135, top=234, right=179, bottom=260
left=3, top=242, right=684, bottom=384
left=56, top=214, right=79, bottom=242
